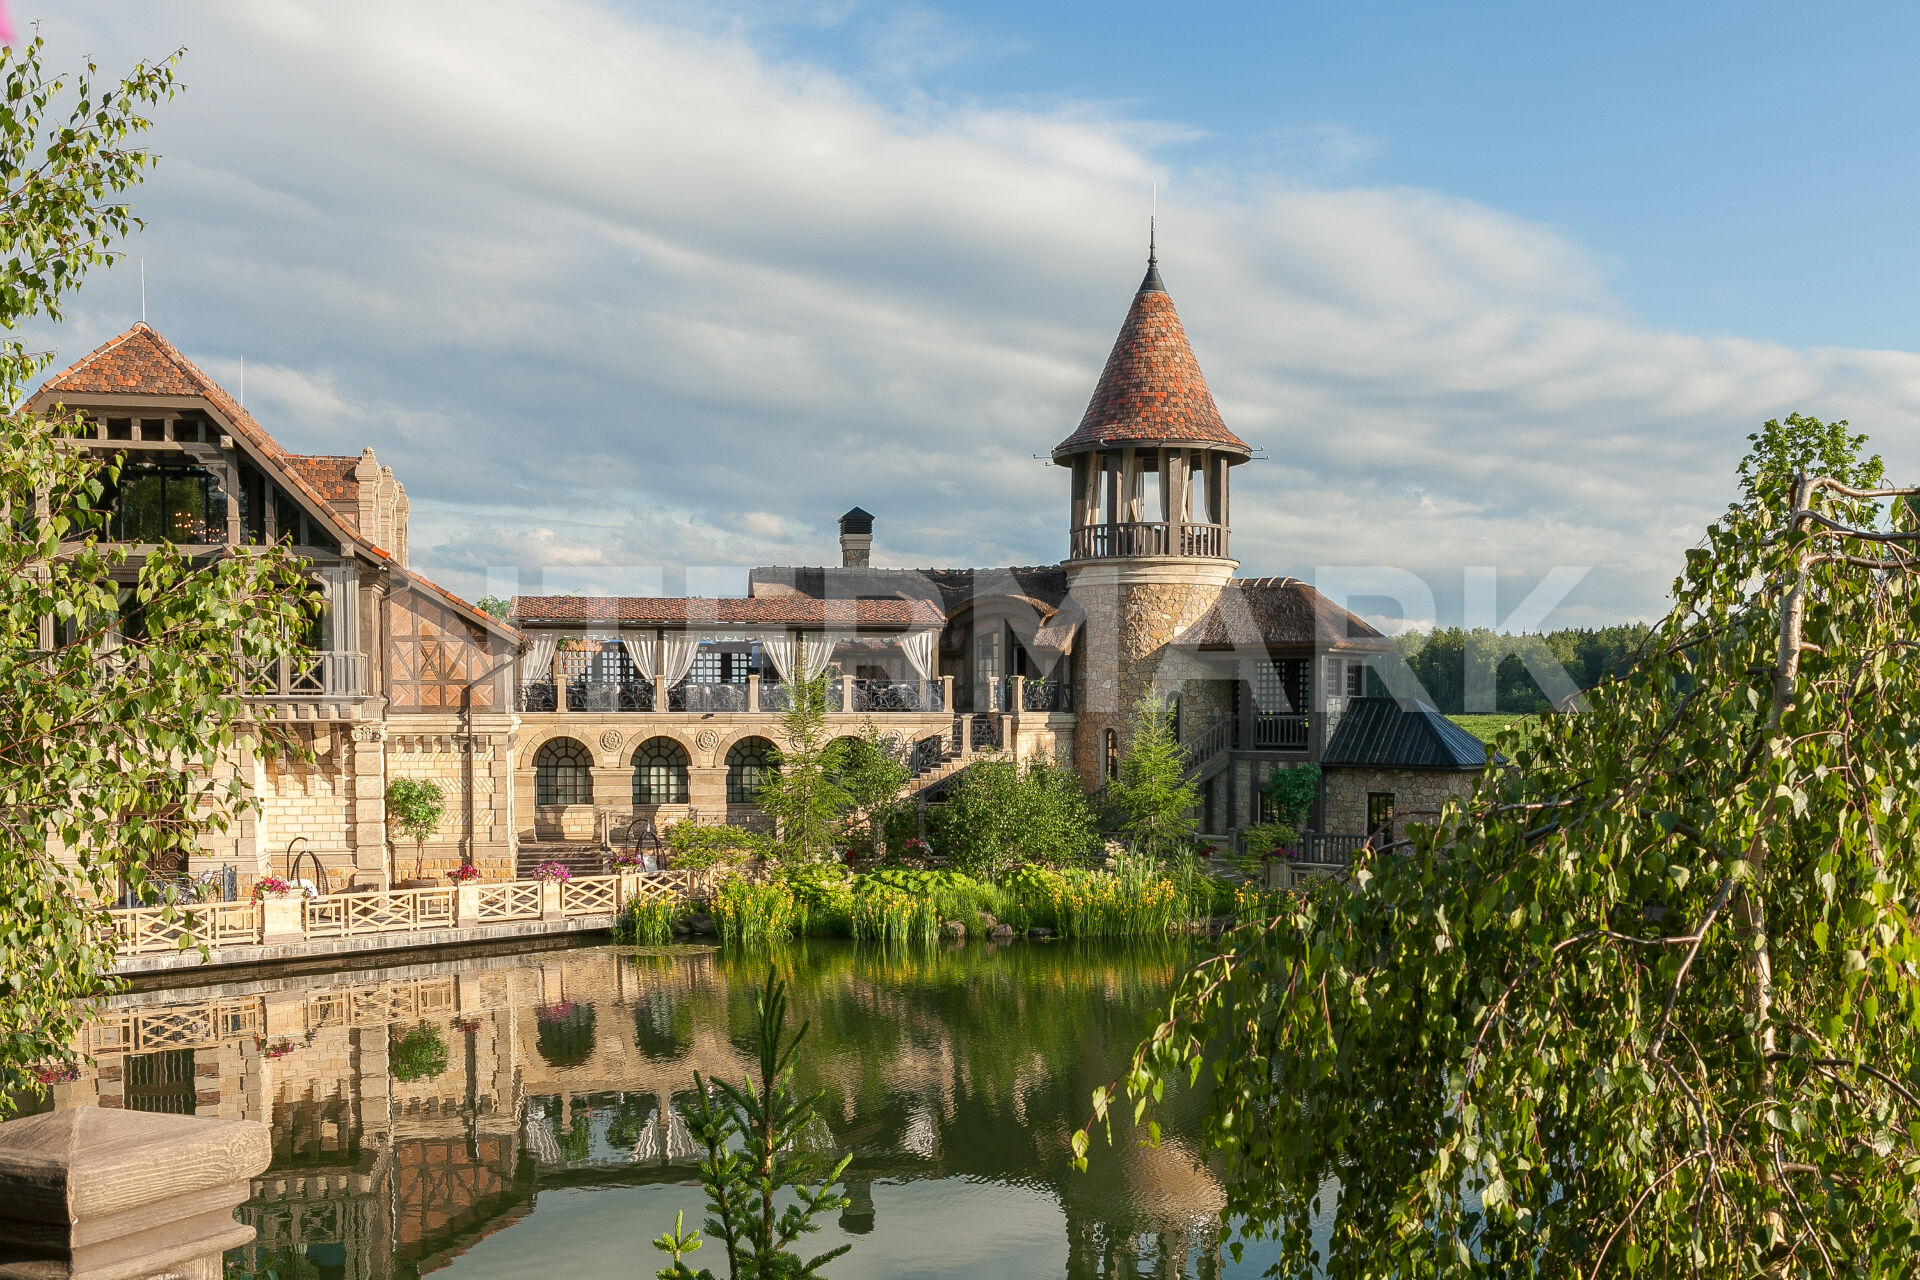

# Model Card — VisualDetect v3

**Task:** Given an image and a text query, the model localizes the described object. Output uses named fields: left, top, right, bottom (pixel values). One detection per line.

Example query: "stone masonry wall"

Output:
left=1323, top=767, right=1478, bottom=841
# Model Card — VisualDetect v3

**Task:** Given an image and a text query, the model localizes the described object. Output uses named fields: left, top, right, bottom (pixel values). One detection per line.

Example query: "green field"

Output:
left=1447, top=713, right=1540, bottom=747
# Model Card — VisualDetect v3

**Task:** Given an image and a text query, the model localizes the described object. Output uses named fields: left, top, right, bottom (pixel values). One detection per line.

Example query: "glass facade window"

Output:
left=726, top=737, right=777, bottom=803
left=110, top=463, right=223, bottom=544
left=632, top=738, right=690, bottom=805
left=535, top=738, right=594, bottom=806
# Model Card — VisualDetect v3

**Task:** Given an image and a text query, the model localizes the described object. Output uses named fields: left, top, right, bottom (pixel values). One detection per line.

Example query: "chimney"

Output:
left=838, top=507, right=874, bottom=568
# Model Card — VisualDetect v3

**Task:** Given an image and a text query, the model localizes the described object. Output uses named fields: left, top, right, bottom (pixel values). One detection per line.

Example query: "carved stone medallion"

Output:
left=599, top=729, right=626, bottom=752
left=694, top=728, right=722, bottom=752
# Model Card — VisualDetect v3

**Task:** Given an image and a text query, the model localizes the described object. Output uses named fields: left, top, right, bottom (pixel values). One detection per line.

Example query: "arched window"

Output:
left=1104, top=729, right=1119, bottom=780
left=726, top=736, right=778, bottom=804
left=632, top=737, right=690, bottom=805
left=535, top=738, right=593, bottom=806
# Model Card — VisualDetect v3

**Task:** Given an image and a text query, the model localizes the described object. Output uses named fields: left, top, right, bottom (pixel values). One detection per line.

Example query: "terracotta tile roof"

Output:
left=1053, top=267, right=1250, bottom=458
left=747, top=565, right=1069, bottom=620
left=1175, top=577, right=1395, bottom=651
left=406, top=569, right=521, bottom=644
left=34, top=324, right=518, bottom=647
left=283, top=455, right=362, bottom=504
left=509, top=596, right=946, bottom=628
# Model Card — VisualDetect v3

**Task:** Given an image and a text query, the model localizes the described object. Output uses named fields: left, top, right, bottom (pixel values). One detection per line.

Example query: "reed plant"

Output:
left=849, top=879, right=937, bottom=943
left=714, top=876, right=799, bottom=948
left=614, top=897, right=679, bottom=945
left=1047, top=859, right=1182, bottom=940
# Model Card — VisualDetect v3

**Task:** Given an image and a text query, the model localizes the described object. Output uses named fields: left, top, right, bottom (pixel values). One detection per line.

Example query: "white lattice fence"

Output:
left=305, top=888, right=456, bottom=938
left=475, top=881, right=542, bottom=922
left=562, top=875, right=618, bottom=917
left=109, top=901, right=263, bottom=956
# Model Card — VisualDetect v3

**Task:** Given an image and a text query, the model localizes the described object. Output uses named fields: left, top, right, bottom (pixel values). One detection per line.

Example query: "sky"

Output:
left=29, top=1, right=1920, bottom=631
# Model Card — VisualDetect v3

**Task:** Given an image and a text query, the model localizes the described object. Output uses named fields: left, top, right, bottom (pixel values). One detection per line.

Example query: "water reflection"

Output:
left=38, top=941, right=1249, bottom=1278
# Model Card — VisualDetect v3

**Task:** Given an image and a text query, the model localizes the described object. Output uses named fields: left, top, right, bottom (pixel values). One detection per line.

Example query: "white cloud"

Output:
left=33, top=0, right=1920, bottom=627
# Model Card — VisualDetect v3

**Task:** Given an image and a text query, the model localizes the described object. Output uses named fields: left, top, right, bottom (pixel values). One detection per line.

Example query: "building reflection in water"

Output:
left=35, top=942, right=1234, bottom=1279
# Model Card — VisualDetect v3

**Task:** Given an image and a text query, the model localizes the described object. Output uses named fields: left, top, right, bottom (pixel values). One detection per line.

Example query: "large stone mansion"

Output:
left=35, top=246, right=1483, bottom=889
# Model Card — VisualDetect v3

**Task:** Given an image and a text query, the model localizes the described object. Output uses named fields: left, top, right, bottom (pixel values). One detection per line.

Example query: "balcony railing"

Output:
left=850, top=678, right=944, bottom=713
left=567, top=677, right=654, bottom=712
left=520, top=680, right=557, bottom=712
left=1020, top=677, right=1070, bottom=712
left=1070, top=520, right=1227, bottom=560
left=1252, top=713, right=1311, bottom=750
left=1183, top=717, right=1233, bottom=772
left=242, top=650, right=369, bottom=699
left=670, top=681, right=747, bottom=712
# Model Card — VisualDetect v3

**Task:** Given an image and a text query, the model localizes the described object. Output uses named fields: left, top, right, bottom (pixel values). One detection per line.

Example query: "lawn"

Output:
left=1447, top=713, right=1540, bottom=747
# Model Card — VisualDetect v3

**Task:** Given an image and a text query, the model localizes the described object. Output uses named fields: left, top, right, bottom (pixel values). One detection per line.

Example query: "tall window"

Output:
left=632, top=738, right=690, bottom=805
left=1367, top=792, right=1396, bottom=840
left=535, top=738, right=594, bottom=806
left=726, top=737, right=777, bottom=803
left=1104, top=729, right=1119, bottom=780
left=110, top=463, right=223, bottom=544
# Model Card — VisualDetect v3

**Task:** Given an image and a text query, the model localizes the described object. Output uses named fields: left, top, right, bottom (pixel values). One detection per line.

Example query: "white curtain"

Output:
left=621, top=631, right=659, bottom=681
left=898, top=629, right=937, bottom=682
left=759, top=630, right=799, bottom=683
left=521, top=636, right=557, bottom=685
left=795, top=633, right=840, bottom=681
left=658, top=630, right=703, bottom=688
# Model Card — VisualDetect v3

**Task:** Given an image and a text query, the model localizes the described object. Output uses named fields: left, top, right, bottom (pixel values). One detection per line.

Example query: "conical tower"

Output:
left=1058, top=236, right=1247, bottom=787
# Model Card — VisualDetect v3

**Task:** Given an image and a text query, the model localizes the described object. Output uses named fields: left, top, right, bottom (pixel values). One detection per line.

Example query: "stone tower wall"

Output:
left=1067, top=559, right=1234, bottom=792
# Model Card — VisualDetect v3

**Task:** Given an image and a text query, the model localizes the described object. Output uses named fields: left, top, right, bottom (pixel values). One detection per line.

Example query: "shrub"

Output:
left=932, top=759, right=1100, bottom=876
left=614, top=898, right=679, bottom=945
left=390, top=1022, right=449, bottom=1083
left=665, top=822, right=776, bottom=869
left=713, top=876, right=798, bottom=947
left=1232, top=820, right=1298, bottom=878
left=783, top=863, right=855, bottom=935
left=1107, top=694, right=1199, bottom=857
left=1260, top=763, right=1320, bottom=831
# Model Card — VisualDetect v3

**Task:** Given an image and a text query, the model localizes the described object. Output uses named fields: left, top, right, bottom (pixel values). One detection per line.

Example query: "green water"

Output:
left=53, top=939, right=1310, bottom=1278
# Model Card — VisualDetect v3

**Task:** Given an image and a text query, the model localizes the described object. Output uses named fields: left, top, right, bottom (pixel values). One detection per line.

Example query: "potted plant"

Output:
left=250, top=875, right=295, bottom=900
left=532, top=861, right=574, bottom=884
left=385, top=778, right=448, bottom=889
left=447, top=862, right=482, bottom=885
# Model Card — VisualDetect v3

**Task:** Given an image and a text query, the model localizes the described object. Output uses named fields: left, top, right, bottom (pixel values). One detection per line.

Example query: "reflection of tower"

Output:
left=839, top=1178, right=876, bottom=1235
left=1057, top=232, right=1251, bottom=789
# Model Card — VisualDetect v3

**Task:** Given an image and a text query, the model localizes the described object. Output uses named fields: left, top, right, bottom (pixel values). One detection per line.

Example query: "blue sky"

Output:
left=746, top=0, right=1920, bottom=351
left=37, top=2, right=1920, bottom=630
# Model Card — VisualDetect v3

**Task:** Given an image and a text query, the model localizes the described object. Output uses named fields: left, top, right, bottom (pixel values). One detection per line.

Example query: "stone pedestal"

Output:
left=539, top=881, right=564, bottom=922
left=0, top=1109, right=269, bottom=1280
left=260, top=895, right=303, bottom=943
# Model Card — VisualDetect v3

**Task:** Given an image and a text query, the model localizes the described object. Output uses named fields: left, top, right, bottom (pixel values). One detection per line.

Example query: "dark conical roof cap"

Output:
left=839, top=507, right=875, bottom=534
left=1053, top=245, right=1249, bottom=459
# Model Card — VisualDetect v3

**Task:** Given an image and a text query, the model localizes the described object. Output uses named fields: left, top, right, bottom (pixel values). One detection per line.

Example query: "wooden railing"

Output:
left=1070, top=520, right=1227, bottom=560
left=105, top=869, right=718, bottom=960
left=1183, top=717, right=1234, bottom=773
left=108, top=900, right=262, bottom=955
left=472, top=880, right=543, bottom=922
left=304, top=886, right=456, bottom=938
left=1252, top=712, right=1311, bottom=751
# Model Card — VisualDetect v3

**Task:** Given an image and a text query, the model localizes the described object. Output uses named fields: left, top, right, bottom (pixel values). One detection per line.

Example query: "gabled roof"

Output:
left=509, top=596, right=946, bottom=629
left=34, top=324, right=516, bottom=646
left=283, top=454, right=362, bottom=505
left=1053, top=256, right=1250, bottom=459
left=1175, top=577, right=1394, bottom=651
left=1322, top=698, right=1489, bottom=770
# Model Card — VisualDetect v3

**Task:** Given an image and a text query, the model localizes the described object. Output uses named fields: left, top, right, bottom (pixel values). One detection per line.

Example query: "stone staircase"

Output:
left=515, top=844, right=608, bottom=879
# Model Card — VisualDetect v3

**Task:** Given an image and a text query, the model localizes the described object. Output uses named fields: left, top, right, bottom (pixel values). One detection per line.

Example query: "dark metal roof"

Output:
left=1321, top=698, right=1488, bottom=770
left=838, top=507, right=875, bottom=533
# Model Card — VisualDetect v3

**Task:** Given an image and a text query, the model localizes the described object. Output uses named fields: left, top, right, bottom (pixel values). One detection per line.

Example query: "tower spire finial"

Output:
left=1149, top=214, right=1156, bottom=266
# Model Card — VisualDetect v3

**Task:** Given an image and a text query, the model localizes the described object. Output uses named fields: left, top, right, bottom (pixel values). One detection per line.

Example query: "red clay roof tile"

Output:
left=1053, top=274, right=1249, bottom=457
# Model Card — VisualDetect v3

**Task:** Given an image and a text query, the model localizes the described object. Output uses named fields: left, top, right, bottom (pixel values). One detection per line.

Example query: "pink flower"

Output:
left=448, top=864, right=481, bottom=883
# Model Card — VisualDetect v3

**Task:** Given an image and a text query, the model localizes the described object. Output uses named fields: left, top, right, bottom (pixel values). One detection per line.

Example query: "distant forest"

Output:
left=1383, top=624, right=1653, bottom=714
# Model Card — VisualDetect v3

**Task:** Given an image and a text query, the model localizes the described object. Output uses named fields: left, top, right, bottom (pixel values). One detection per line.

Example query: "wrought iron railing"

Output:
left=1070, top=520, right=1227, bottom=560
left=759, top=681, right=793, bottom=712
left=670, top=681, right=747, bottom=712
left=242, top=650, right=369, bottom=699
left=1253, top=713, right=1311, bottom=750
left=910, top=733, right=947, bottom=775
left=520, top=680, right=557, bottom=712
left=564, top=677, right=657, bottom=712
left=1020, top=678, right=1070, bottom=712
left=969, top=713, right=1004, bottom=752
left=850, top=678, right=943, bottom=712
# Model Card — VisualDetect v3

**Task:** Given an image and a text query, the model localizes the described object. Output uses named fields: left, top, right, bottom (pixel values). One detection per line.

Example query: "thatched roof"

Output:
left=1174, top=577, right=1395, bottom=652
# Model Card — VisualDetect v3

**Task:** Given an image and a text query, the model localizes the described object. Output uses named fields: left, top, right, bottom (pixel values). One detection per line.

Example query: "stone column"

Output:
left=0, top=1110, right=270, bottom=1280
left=349, top=723, right=389, bottom=889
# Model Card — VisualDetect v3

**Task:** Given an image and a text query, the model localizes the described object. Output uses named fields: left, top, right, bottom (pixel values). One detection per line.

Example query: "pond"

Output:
left=38, top=938, right=1312, bottom=1279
